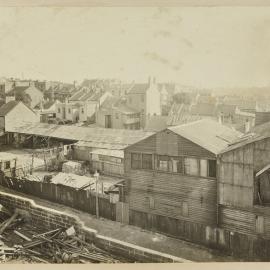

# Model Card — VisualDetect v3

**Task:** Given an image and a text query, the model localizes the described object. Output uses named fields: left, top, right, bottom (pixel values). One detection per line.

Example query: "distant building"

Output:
left=45, top=83, right=77, bottom=102
left=216, top=104, right=237, bottom=124
left=0, top=101, right=39, bottom=140
left=38, top=100, right=58, bottom=123
left=55, top=102, right=81, bottom=123
left=190, top=102, right=216, bottom=119
left=6, top=85, right=43, bottom=109
left=126, top=77, right=161, bottom=128
left=144, top=115, right=168, bottom=132
left=95, top=95, right=141, bottom=130
left=70, top=89, right=112, bottom=123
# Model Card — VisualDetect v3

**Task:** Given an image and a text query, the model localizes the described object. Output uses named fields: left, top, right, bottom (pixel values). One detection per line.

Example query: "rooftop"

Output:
left=6, top=86, right=29, bottom=96
left=167, top=103, right=201, bottom=126
left=127, top=83, right=149, bottom=95
left=7, top=122, right=154, bottom=150
left=0, top=101, right=20, bottom=116
left=168, top=119, right=242, bottom=155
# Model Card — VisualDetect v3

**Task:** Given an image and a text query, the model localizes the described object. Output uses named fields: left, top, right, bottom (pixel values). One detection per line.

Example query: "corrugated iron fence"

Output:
left=0, top=175, right=116, bottom=221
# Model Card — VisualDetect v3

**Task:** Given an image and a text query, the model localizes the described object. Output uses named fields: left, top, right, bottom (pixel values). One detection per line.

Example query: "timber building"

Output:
left=124, top=119, right=241, bottom=242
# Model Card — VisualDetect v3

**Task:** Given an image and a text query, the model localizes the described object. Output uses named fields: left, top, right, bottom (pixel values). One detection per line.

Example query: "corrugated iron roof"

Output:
left=168, top=119, right=242, bottom=155
left=7, top=122, right=154, bottom=150
left=219, top=133, right=265, bottom=154
left=167, top=103, right=201, bottom=126
left=0, top=101, right=19, bottom=116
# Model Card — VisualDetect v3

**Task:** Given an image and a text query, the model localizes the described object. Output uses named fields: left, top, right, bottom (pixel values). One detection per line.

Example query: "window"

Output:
left=142, top=154, right=152, bottom=170
left=58, top=108, right=61, bottom=113
left=182, top=202, right=189, bottom=217
left=149, top=196, right=155, bottom=209
left=131, top=153, right=141, bottom=169
left=200, top=159, right=208, bottom=177
left=170, top=157, right=183, bottom=173
left=81, top=108, right=84, bottom=114
left=184, top=157, right=199, bottom=176
left=5, top=161, right=10, bottom=170
left=68, top=108, right=71, bottom=114
left=208, top=160, right=217, bottom=178
left=255, top=215, right=264, bottom=234
left=157, top=155, right=168, bottom=171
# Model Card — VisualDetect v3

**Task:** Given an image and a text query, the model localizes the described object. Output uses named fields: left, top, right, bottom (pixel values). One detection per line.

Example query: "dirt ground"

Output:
left=0, top=186, right=242, bottom=262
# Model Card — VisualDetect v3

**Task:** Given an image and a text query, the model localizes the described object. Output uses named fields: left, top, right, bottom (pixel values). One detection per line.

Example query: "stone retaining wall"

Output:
left=0, top=191, right=190, bottom=263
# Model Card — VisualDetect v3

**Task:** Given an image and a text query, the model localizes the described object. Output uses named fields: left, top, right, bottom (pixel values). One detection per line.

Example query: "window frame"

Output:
left=131, top=153, right=142, bottom=169
left=5, top=161, right=10, bottom=170
left=208, top=159, right=217, bottom=178
left=142, top=153, right=153, bottom=170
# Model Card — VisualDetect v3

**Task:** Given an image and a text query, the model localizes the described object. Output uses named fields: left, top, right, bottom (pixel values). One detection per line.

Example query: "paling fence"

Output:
left=0, top=175, right=116, bottom=221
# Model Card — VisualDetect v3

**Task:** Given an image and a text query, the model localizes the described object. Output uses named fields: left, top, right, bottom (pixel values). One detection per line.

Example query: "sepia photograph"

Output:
left=0, top=0, right=269, bottom=266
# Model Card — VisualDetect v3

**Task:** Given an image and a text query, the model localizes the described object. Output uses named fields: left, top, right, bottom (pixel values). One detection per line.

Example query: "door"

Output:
left=105, top=115, right=112, bottom=128
left=62, top=107, right=66, bottom=119
left=116, top=202, right=129, bottom=224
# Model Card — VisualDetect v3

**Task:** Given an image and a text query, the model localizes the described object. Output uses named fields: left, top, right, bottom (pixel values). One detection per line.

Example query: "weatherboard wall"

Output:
left=124, top=129, right=218, bottom=236
left=218, top=137, right=270, bottom=239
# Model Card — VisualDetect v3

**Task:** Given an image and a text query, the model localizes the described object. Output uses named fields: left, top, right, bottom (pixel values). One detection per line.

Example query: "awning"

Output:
left=256, top=164, right=270, bottom=178
left=90, top=148, right=124, bottom=159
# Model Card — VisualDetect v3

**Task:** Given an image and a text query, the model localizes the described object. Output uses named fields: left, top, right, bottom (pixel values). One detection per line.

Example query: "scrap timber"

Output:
left=0, top=206, right=131, bottom=263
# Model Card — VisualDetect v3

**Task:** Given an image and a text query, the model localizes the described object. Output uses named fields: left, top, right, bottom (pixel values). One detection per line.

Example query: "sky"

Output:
left=0, top=7, right=270, bottom=88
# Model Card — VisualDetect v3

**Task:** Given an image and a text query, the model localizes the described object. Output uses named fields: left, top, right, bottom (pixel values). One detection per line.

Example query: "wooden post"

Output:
left=30, top=153, right=34, bottom=175
left=94, top=171, right=99, bottom=219
left=43, top=149, right=48, bottom=171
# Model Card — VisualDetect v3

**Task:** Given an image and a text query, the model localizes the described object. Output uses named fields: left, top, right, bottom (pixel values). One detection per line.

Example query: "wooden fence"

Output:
left=0, top=175, right=116, bottom=221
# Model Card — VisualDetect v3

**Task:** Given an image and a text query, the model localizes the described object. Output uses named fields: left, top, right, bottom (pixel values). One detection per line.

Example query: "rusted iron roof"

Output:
left=168, top=119, right=242, bottom=155
left=7, top=122, right=154, bottom=150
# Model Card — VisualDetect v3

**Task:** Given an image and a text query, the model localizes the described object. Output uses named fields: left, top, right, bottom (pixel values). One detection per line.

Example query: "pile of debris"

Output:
left=0, top=206, right=127, bottom=263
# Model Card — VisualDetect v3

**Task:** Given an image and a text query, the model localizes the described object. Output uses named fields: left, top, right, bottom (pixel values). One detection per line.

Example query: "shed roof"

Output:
left=219, top=133, right=265, bottom=154
left=50, top=172, right=92, bottom=189
left=168, top=119, right=242, bottom=155
left=50, top=172, right=124, bottom=191
left=6, top=122, right=154, bottom=150
left=0, top=101, right=20, bottom=116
